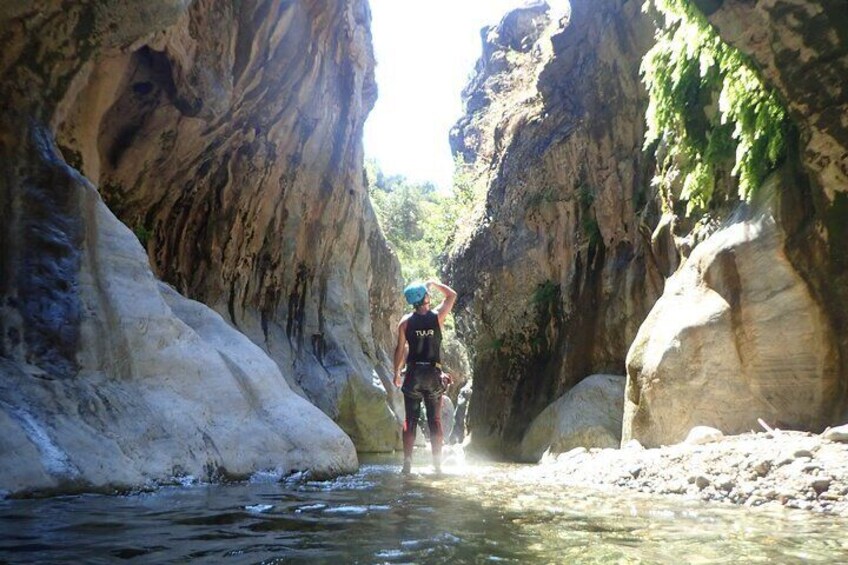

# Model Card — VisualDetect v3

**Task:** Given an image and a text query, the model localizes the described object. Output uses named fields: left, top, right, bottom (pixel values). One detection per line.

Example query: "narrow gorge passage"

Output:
left=2, top=0, right=848, bottom=561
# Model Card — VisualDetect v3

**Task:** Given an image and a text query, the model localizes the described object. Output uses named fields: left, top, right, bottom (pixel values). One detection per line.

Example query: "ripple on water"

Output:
left=2, top=458, right=848, bottom=563
left=244, top=504, right=274, bottom=513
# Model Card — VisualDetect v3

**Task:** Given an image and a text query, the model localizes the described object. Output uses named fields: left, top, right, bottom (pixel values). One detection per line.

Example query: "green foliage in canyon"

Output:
left=642, top=0, right=789, bottom=214
left=367, top=159, right=461, bottom=282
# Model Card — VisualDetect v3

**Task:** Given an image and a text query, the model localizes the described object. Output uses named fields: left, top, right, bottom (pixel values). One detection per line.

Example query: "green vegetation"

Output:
left=642, top=0, right=789, bottom=214
left=531, top=280, right=559, bottom=308
left=134, top=224, right=152, bottom=247
left=366, top=158, right=479, bottom=282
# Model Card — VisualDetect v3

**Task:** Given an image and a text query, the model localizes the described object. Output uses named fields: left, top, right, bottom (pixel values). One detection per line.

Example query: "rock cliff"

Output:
left=446, top=0, right=662, bottom=457
left=448, top=0, right=848, bottom=456
left=0, top=0, right=401, bottom=495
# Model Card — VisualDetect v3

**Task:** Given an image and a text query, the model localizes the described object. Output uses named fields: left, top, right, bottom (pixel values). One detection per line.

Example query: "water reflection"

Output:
left=1, top=449, right=848, bottom=563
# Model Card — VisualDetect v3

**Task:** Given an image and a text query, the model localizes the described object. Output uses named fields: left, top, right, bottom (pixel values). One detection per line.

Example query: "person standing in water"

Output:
left=394, top=278, right=457, bottom=474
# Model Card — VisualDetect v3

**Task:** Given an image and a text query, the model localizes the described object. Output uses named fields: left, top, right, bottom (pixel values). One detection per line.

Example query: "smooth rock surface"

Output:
left=823, top=425, right=848, bottom=443
left=48, top=0, right=402, bottom=451
left=0, top=182, right=357, bottom=495
left=691, top=0, right=848, bottom=444
left=684, top=426, right=724, bottom=446
left=624, top=213, right=840, bottom=447
left=518, top=374, right=625, bottom=463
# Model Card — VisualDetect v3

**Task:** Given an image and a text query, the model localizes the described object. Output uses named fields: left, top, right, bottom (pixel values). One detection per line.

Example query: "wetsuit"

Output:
left=402, top=310, right=445, bottom=460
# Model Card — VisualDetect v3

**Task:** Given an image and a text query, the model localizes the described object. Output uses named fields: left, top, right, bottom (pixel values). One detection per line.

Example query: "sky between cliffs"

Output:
left=364, top=0, right=536, bottom=192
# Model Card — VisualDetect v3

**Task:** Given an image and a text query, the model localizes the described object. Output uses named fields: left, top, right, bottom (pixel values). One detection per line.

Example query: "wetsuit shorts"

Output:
left=402, top=364, right=446, bottom=400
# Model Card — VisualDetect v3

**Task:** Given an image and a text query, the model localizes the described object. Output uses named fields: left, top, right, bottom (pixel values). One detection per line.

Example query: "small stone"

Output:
left=821, top=425, right=848, bottom=443
left=684, top=426, right=724, bottom=445
left=812, top=478, right=832, bottom=495
left=628, top=465, right=642, bottom=479
left=776, top=455, right=795, bottom=467
left=752, top=459, right=772, bottom=476
left=565, top=446, right=588, bottom=458
left=622, top=439, right=644, bottom=451
left=794, top=449, right=814, bottom=459
left=695, top=475, right=711, bottom=490
left=666, top=482, right=687, bottom=495
left=719, top=479, right=735, bottom=492
left=759, top=488, right=777, bottom=500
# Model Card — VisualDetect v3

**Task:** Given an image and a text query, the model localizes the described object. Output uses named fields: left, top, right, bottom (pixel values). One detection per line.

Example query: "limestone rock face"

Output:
left=59, top=0, right=402, bottom=452
left=518, top=374, right=625, bottom=463
left=446, top=1, right=663, bottom=458
left=623, top=213, right=841, bottom=447
left=0, top=0, right=400, bottom=494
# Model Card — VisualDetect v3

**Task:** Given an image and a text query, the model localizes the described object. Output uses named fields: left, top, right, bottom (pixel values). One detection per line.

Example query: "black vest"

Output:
left=405, top=311, right=441, bottom=363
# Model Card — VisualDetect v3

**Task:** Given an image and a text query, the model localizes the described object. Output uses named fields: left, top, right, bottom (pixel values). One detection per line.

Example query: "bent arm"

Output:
left=428, top=279, right=457, bottom=327
left=393, top=318, right=408, bottom=387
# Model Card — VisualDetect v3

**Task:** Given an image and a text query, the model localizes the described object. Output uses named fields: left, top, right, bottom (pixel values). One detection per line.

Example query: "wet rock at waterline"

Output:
left=518, top=374, right=624, bottom=463
left=623, top=213, right=841, bottom=447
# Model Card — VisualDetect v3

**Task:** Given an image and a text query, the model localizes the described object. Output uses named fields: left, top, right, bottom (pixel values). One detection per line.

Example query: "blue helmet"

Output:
left=403, top=282, right=428, bottom=306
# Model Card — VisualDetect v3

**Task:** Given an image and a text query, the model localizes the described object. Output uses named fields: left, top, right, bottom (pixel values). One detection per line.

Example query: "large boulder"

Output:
left=690, top=0, right=848, bottom=442
left=0, top=175, right=356, bottom=496
left=518, top=374, right=624, bottom=462
left=623, top=212, right=841, bottom=447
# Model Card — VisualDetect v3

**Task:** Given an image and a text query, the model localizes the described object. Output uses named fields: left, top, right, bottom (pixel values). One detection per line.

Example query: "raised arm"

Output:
left=393, top=317, right=409, bottom=387
left=428, top=279, right=457, bottom=327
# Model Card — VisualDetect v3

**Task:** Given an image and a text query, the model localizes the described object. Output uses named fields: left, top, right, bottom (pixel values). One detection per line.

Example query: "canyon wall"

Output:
left=446, top=0, right=663, bottom=457
left=0, top=0, right=401, bottom=495
left=449, top=0, right=848, bottom=456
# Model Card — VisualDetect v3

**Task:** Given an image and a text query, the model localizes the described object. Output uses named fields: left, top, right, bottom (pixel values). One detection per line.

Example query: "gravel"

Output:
left=530, top=428, right=848, bottom=515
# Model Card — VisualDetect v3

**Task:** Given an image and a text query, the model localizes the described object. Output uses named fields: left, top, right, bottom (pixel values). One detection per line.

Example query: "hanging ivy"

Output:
left=641, top=0, right=788, bottom=214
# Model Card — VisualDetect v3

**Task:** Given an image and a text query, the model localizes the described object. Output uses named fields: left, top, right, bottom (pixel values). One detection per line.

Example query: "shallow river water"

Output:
left=2, top=451, right=848, bottom=564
